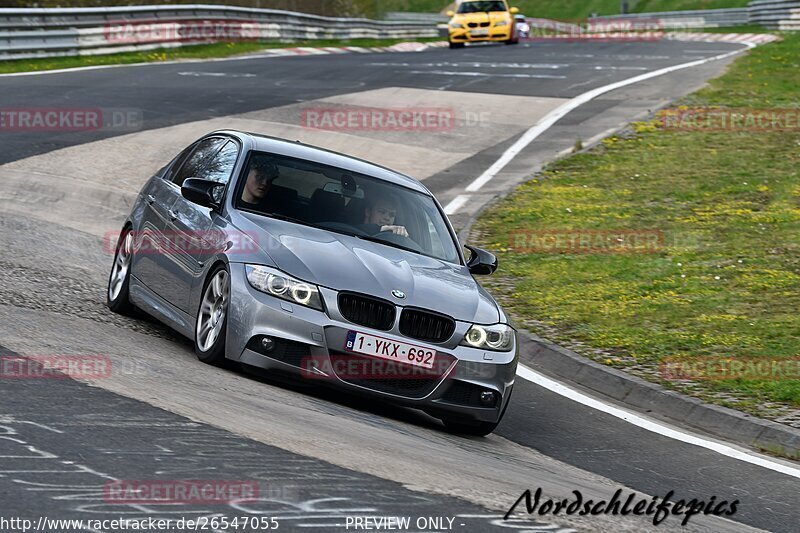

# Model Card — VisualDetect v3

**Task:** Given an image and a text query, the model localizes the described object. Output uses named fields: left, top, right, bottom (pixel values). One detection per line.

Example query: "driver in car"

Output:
left=240, top=159, right=280, bottom=209
left=362, top=195, right=409, bottom=237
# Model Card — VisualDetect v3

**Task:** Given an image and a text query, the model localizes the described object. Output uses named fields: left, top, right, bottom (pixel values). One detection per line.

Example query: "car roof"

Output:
left=215, top=130, right=431, bottom=195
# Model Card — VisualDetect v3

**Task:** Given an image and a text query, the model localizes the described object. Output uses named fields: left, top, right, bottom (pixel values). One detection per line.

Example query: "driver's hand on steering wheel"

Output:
left=380, top=225, right=409, bottom=238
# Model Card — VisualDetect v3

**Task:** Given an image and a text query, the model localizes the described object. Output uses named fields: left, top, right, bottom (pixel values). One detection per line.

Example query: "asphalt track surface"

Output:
left=0, top=39, right=798, bottom=532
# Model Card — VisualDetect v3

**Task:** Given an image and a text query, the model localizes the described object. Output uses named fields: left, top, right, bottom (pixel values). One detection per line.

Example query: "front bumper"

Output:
left=226, top=263, right=517, bottom=424
left=449, top=27, right=511, bottom=43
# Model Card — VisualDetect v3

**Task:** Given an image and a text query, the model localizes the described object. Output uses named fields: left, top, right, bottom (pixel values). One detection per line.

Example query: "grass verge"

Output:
left=474, top=32, right=800, bottom=415
left=0, top=37, right=444, bottom=75
left=696, top=24, right=772, bottom=34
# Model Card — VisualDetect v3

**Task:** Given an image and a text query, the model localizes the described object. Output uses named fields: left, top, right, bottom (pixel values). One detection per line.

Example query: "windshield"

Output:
left=457, top=1, right=507, bottom=13
left=235, top=151, right=461, bottom=263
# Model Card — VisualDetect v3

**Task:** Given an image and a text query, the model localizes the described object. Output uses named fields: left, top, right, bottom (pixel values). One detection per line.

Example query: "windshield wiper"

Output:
left=355, top=234, right=423, bottom=255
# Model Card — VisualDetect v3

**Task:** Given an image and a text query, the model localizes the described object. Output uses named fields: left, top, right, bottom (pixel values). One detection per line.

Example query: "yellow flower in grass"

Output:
left=632, top=119, right=661, bottom=133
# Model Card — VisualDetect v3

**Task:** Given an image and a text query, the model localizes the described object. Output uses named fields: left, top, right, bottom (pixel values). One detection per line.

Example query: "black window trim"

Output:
left=162, top=141, right=199, bottom=184
left=163, top=135, right=243, bottom=211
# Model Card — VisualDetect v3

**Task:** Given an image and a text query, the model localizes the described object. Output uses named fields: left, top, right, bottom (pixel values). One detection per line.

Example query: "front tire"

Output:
left=195, top=265, right=230, bottom=366
left=107, top=227, right=135, bottom=315
left=449, top=40, right=464, bottom=49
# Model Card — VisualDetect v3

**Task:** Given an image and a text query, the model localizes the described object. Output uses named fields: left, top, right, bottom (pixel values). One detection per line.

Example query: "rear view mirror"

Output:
left=465, top=245, right=498, bottom=275
left=447, top=10, right=455, bottom=16
left=322, top=181, right=364, bottom=199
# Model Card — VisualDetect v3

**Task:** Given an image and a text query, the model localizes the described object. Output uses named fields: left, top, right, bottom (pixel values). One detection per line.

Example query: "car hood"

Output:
left=454, top=12, right=510, bottom=24
left=236, top=214, right=500, bottom=324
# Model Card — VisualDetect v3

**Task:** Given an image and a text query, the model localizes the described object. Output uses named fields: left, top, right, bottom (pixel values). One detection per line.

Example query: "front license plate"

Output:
left=471, top=28, right=489, bottom=36
left=344, top=331, right=436, bottom=369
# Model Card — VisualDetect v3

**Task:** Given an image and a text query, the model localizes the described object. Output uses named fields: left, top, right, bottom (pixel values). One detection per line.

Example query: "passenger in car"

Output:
left=240, top=160, right=280, bottom=207
left=362, top=195, right=409, bottom=237
left=238, top=160, right=300, bottom=218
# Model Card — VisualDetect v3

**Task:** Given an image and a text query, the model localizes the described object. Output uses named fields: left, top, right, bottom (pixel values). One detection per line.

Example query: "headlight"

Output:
left=245, top=265, right=323, bottom=311
left=450, top=22, right=464, bottom=28
left=460, top=324, right=515, bottom=351
left=494, top=20, right=509, bottom=27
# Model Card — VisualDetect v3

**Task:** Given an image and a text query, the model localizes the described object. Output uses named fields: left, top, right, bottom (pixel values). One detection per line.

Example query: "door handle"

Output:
left=168, top=209, right=178, bottom=221
left=146, top=194, right=155, bottom=205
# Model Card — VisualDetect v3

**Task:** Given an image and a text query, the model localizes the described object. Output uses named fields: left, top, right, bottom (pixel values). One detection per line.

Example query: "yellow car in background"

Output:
left=447, top=0, right=519, bottom=48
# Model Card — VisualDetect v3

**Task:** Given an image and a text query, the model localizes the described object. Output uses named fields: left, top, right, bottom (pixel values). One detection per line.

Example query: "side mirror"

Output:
left=447, top=10, right=455, bottom=16
left=181, top=178, right=222, bottom=210
left=465, top=245, right=498, bottom=275
left=510, top=7, right=519, bottom=13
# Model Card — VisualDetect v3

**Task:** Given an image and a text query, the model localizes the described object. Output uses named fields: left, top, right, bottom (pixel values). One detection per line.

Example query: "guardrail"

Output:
left=0, top=4, right=439, bottom=60
left=384, top=11, right=447, bottom=23
left=589, top=0, right=799, bottom=30
left=589, top=8, right=749, bottom=29
left=748, top=0, right=800, bottom=29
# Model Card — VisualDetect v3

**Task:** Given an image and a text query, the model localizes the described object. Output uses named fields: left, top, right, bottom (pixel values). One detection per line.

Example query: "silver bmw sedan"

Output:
left=107, top=130, right=517, bottom=435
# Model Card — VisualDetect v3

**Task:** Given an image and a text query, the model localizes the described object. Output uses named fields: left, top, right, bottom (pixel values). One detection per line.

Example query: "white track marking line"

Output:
left=683, top=49, right=738, bottom=53
left=409, top=69, right=566, bottom=79
left=517, top=364, right=800, bottom=479
left=449, top=43, right=753, bottom=205
left=444, top=194, right=470, bottom=215
left=177, top=71, right=256, bottom=78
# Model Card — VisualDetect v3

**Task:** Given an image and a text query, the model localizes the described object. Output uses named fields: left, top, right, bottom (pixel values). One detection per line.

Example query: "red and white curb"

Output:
left=0, top=40, right=449, bottom=77
left=247, top=41, right=448, bottom=58
left=666, top=32, right=780, bottom=45
left=511, top=32, right=779, bottom=47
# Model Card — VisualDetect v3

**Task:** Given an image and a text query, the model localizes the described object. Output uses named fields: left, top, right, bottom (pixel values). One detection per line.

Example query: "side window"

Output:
left=196, top=140, right=238, bottom=186
left=163, top=143, right=197, bottom=183
left=197, top=140, right=239, bottom=203
left=171, top=137, right=226, bottom=187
